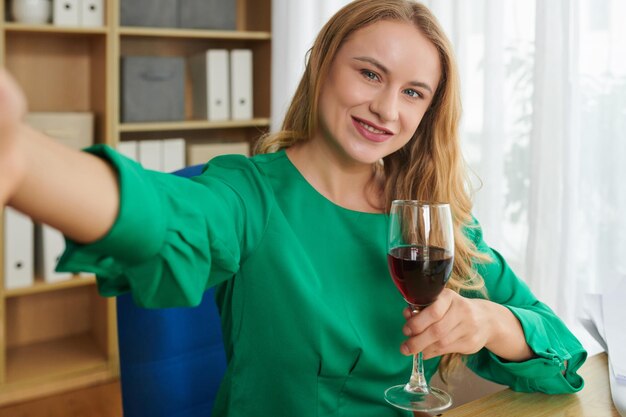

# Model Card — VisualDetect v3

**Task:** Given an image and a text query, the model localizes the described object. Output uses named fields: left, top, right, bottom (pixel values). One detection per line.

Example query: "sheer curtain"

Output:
left=271, top=0, right=351, bottom=131
left=271, top=1, right=626, bottom=345
left=426, top=0, right=626, bottom=339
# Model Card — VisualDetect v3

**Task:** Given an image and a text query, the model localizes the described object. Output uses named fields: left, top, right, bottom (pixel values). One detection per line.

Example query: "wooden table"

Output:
left=440, top=353, right=619, bottom=417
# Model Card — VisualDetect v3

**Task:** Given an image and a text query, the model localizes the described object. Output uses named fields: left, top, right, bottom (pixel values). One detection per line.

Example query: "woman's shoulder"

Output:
left=203, top=149, right=287, bottom=173
left=192, top=150, right=288, bottom=199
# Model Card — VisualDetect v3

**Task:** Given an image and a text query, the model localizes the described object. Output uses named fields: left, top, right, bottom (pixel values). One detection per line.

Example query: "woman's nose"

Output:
left=369, top=88, right=399, bottom=122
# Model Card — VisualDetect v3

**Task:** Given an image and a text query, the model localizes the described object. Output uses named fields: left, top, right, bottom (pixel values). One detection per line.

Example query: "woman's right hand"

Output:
left=0, top=69, right=28, bottom=206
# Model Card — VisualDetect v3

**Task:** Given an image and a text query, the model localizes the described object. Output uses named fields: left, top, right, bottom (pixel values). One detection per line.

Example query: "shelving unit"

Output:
left=0, top=0, right=272, bottom=405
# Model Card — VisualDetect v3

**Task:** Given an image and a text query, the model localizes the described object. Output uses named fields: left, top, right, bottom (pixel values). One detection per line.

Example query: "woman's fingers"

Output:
left=402, top=288, right=455, bottom=335
left=400, top=290, right=491, bottom=358
left=420, top=324, right=469, bottom=360
left=401, top=312, right=461, bottom=356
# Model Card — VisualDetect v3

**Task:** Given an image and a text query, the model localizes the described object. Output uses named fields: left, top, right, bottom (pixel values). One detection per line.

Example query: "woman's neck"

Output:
left=285, top=140, right=383, bottom=213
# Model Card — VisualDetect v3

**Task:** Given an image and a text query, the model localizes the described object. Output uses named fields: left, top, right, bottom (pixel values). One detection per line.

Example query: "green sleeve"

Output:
left=463, top=220, right=587, bottom=394
left=56, top=145, right=272, bottom=308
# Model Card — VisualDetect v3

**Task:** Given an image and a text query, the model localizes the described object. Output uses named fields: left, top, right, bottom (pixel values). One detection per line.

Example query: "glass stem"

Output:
left=405, top=352, right=429, bottom=393
left=405, top=306, right=429, bottom=394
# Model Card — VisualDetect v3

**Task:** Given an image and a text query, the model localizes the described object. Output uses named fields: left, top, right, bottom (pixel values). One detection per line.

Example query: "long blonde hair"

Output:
left=256, top=0, right=489, bottom=381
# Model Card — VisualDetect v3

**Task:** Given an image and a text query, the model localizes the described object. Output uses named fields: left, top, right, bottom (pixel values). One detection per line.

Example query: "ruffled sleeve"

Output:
left=463, top=219, right=587, bottom=394
left=56, top=145, right=272, bottom=308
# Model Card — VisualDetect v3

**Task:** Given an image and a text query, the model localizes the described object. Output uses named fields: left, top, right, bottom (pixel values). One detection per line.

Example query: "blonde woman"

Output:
left=0, top=0, right=585, bottom=415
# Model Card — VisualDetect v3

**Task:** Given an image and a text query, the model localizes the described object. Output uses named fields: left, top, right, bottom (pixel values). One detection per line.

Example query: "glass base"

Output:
left=384, top=384, right=452, bottom=412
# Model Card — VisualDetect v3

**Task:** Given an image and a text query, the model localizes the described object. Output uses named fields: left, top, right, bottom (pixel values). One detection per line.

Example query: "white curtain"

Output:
left=271, top=0, right=352, bottom=131
left=428, top=0, right=626, bottom=339
left=271, top=1, right=626, bottom=346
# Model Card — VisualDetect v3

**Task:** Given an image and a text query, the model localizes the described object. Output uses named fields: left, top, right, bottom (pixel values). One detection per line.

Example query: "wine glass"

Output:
left=385, top=200, right=455, bottom=412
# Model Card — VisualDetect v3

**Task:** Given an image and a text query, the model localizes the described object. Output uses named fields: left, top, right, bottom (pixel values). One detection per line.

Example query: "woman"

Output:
left=0, top=1, right=586, bottom=416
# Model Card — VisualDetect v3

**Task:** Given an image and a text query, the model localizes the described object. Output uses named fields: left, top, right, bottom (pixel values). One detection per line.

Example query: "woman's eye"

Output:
left=404, top=88, right=423, bottom=99
left=361, top=70, right=380, bottom=81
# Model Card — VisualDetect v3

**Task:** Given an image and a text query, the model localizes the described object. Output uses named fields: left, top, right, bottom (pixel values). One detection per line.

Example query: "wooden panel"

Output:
left=242, top=0, right=272, bottom=32
left=90, top=35, right=108, bottom=144
left=236, top=0, right=246, bottom=31
left=5, top=333, right=107, bottom=383
left=3, top=23, right=107, bottom=34
left=442, top=353, right=619, bottom=417
left=119, top=118, right=270, bottom=133
left=5, top=286, right=103, bottom=348
left=5, top=275, right=95, bottom=298
left=106, top=299, right=118, bottom=370
left=107, top=0, right=119, bottom=147
left=0, top=362, right=115, bottom=407
left=0, top=379, right=122, bottom=416
left=91, top=291, right=108, bottom=358
left=252, top=41, right=271, bottom=118
left=119, top=27, right=270, bottom=40
left=5, top=32, right=99, bottom=112
left=121, top=125, right=268, bottom=144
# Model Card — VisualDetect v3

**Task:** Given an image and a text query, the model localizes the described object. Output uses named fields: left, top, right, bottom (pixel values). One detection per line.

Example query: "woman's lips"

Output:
left=351, top=116, right=393, bottom=143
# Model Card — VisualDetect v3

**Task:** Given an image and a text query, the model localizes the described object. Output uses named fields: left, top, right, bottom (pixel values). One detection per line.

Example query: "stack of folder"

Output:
left=582, top=280, right=626, bottom=416
left=189, top=49, right=254, bottom=121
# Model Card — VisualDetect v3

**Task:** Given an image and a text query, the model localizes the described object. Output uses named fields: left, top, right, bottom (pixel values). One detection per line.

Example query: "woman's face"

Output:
left=315, top=19, right=441, bottom=166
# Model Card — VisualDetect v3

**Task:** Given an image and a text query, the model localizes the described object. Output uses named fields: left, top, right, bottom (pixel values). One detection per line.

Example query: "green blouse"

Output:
left=58, top=146, right=586, bottom=417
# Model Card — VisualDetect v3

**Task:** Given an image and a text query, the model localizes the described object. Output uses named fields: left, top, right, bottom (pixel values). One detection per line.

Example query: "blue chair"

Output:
left=116, top=164, right=227, bottom=417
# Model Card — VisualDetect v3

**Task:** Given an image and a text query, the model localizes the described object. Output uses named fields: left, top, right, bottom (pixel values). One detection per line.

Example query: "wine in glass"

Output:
left=385, top=200, right=454, bottom=412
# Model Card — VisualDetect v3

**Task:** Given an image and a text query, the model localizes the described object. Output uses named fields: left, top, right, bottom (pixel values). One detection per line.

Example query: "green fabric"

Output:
left=57, top=145, right=586, bottom=417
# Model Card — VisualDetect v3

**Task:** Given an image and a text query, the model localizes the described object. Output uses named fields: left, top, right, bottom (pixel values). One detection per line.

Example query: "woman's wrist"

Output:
left=483, top=301, right=534, bottom=362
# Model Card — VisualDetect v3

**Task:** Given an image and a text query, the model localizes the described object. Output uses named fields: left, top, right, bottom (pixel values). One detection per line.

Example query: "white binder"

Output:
left=35, top=224, right=72, bottom=283
left=230, top=50, right=253, bottom=120
left=3, top=208, right=34, bottom=290
left=118, top=140, right=138, bottom=162
left=80, top=0, right=104, bottom=27
left=189, top=49, right=230, bottom=121
left=138, top=140, right=162, bottom=171
left=187, top=142, right=250, bottom=166
left=53, top=0, right=80, bottom=26
left=162, top=138, right=187, bottom=173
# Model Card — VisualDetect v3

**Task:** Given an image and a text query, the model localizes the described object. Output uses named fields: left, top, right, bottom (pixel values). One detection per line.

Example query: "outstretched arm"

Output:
left=0, top=69, right=120, bottom=244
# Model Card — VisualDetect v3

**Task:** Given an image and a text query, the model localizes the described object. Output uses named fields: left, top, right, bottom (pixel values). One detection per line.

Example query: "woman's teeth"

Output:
left=359, top=121, right=385, bottom=134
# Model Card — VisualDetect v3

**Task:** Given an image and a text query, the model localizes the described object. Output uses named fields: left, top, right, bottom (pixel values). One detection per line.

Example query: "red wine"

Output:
left=387, top=245, right=453, bottom=307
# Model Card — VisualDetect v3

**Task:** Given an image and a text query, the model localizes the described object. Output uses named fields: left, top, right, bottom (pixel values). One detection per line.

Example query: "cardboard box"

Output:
left=25, top=112, right=94, bottom=150
left=187, top=142, right=249, bottom=166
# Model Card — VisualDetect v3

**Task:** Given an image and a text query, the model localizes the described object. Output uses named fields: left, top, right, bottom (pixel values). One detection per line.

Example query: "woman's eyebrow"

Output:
left=353, top=56, right=433, bottom=93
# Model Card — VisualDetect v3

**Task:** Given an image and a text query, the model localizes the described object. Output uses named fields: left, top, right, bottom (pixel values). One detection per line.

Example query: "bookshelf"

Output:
left=0, top=0, right=271, bottom=404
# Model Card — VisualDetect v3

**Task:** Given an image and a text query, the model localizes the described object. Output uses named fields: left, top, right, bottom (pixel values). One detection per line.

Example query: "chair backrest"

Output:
left=116, top=164, right=227, bottom=417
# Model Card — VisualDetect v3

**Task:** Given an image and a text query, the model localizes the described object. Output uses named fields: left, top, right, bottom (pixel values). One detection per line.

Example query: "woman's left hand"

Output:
left=400, top=288, right=497, bottom=360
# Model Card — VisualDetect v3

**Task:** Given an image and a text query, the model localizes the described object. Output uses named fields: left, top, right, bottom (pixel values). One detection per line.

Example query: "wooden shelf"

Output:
left=5, top=333, right=108, bottom=384
left=5, top=275, right=96, bottom=298
left=119, top=26, right=271, bottom=40
left=0, top=0, right=271, bottom=404
left=3, top=22, right=108, bottom=35
left=118, top=118, right=271, bottom=133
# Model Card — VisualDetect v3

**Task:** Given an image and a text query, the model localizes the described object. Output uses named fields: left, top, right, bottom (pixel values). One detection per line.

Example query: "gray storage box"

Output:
left=120, top=0, right=178, bottom=28
left=179, top=0, right=236, bottom=30
left=121, top=56, right=185, bottom=123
